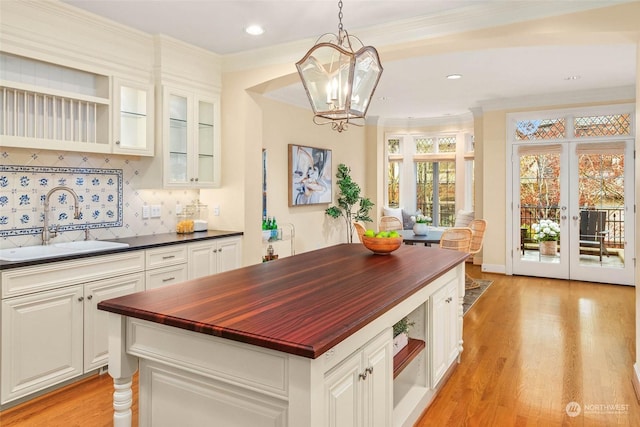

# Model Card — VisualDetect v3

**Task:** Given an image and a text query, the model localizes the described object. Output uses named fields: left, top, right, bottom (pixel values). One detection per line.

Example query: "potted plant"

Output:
left=410, top=213, right=432, bottom=236
left=531, top=219, right=560, bottom=256
left=325, top=163, right=374, bottom=243
left=392, top=317, right=414, bottom=356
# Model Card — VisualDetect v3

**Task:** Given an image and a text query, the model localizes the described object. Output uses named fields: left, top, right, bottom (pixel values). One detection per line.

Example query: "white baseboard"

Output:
left=481, top=263, right=505, bottom=274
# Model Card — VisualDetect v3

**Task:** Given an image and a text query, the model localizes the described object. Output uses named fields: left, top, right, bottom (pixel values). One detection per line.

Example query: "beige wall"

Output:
left=200, top=63, right=370, bottom=264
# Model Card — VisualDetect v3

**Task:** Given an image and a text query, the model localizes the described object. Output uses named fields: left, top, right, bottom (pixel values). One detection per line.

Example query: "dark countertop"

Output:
left=98, top=244, right=467, bottom=359
left=0, top=230, right=243, bottom=270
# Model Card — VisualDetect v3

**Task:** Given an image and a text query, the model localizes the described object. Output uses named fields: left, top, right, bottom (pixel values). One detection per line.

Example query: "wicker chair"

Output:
left=379, top=216, right=403, bottom=232
left=468, top=219, right=487, bottom=261
left=353, top=222, right=367, bottom=243
left=439, top=227, right=479, bottom=290
left=439, top=227, right=472, bottom=252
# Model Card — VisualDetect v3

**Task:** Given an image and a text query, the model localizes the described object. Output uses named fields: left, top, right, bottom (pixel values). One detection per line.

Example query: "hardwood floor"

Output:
left=418, top=267, right=640, bottom=426
left=1, top=266, right=638, bottom=426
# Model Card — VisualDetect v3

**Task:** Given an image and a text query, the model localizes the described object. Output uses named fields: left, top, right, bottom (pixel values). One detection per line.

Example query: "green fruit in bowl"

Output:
left=364, top=229, right=375, bottom=237
left=389, top=231, right=400, bottom=238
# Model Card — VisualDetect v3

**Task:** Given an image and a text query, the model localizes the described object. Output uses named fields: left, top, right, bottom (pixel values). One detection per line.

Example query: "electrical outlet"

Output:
left=214, top=205, right=220, bottom=216
left=151, top=205, right=161, bottom=218
left=142, top=206, right=150, bottom=219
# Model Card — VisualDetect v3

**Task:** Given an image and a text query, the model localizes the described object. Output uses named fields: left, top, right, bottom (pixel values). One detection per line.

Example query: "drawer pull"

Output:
left=162, top=277, right=176, bottom=282
left=162, top=255, right=176, bottom=260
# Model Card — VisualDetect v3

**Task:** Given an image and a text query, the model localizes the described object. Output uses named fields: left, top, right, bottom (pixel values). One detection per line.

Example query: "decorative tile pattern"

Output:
left=0, top=148, right=199, bottom=248
left=0, top=165, right=123, bottom=237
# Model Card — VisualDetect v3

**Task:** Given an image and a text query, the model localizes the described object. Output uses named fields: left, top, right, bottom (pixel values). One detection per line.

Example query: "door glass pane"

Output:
left=519, top=152, right=561, bottom=263
left=168, top=95, right=188, bottom=183
left=119, top=85, right=147, bottom=149
left=577, top=151, right=625, bottom=268
left=198, top=100, right=215, bottom=182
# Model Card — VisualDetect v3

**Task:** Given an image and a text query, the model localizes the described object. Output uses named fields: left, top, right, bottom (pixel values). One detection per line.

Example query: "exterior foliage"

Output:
left=325, top=163, right=374, bottom=243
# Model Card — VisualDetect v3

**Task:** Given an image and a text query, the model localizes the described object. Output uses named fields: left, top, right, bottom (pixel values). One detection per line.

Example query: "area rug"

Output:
left=463, top=279, right=493, bottom=315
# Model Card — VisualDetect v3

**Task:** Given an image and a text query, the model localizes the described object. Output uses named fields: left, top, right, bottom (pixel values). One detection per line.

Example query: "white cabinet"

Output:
left=188, top=236, right=242, bottom=279
left=163, top=86, right=221, bottom=188
left=0, top=53, right=156, bottom=156
left=0, top=252, right=144, bottom=405
left=1, top=285, right=84, bottom=404
left=144, top=245, right=188, bottom=290
left=324, top=330, right=392, bottom=427
left=84, top=273, right=144, bottom=370
left=112, top=78, right=154, bottom=156
left=0, top=271, right=144, bottom=405
left=430, top=276, right=459, bottom=387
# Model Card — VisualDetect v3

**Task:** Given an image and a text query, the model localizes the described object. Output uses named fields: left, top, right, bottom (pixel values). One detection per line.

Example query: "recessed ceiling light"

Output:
left=446, top=74, right=462, bottom=80
left=564, top=75, right=581, bottom=80
left=245, top=25, right=264, bottom=36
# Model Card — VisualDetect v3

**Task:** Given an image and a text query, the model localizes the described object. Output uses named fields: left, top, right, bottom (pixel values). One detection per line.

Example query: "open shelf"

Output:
left=393, top=338, right=425, bottom=379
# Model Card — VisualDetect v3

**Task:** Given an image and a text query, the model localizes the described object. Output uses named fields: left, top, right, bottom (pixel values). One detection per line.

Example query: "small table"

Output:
left=399, top=227, right=446, bottom=246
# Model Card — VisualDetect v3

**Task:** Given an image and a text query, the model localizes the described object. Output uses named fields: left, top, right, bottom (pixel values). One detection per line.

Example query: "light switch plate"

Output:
left=142, top=206, right=150, bottom=219
left=151, top=205, right=161, bottom=218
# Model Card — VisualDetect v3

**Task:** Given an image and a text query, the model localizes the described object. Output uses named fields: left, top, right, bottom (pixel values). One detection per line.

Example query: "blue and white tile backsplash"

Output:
left=0, top=148, right=199, bottom=249
left=0, top=165, right=123, bottom=236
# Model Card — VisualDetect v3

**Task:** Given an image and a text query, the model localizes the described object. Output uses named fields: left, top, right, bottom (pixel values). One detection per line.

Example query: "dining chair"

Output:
left=439, top=227, right=472, bottom=252
left=379, top=216, right=403, bottom=232
left=468, top=219, right=487, bottom=262
left=439, top=227, right=479, bottom=290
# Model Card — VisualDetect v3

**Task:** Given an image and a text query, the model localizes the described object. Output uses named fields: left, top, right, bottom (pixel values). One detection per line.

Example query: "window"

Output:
left=385, top=131, right=473, bottom=227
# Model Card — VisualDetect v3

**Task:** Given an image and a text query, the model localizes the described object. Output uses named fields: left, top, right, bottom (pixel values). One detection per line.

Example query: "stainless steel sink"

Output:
left=0, top=241, right=129, bottom=262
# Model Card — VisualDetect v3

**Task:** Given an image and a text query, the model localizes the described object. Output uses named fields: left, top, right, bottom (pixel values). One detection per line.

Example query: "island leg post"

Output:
left=107, top=313, right=139, bottom=427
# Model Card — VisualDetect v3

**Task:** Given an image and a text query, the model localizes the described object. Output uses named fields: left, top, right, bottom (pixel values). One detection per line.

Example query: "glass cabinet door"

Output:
left=197, top=100, right=215, bottom=184
left=168, top=94, right=189, bottom=184
left=113, top=79, right=153, bottom=156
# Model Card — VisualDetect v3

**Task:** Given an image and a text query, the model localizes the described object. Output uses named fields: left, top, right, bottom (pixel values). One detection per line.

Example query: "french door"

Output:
left=511, top=139, right=634, bottom=285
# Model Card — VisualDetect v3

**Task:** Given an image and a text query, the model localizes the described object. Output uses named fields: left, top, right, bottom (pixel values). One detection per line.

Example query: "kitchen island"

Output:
left=99, top=243, right=468, bottom=427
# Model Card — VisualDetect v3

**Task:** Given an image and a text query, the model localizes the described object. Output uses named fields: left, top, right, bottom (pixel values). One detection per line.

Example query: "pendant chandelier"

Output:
left=296, top=0, right=383, bottom=132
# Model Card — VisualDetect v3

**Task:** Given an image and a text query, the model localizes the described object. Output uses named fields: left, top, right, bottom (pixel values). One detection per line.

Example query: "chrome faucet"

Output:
left=42, top=186, right=81, bottom=245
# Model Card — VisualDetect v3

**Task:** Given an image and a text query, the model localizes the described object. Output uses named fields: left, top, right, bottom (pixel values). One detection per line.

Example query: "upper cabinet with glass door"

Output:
left=164, top=86, right=220, bottom=188
left=112, top=78, right=154, bottom=156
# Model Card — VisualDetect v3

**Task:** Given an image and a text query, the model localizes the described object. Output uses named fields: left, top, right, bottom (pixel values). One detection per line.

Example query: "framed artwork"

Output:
left=288, top=144, right=332, bottom=206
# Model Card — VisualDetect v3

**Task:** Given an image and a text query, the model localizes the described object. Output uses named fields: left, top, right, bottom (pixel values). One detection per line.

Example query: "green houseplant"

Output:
left=325, top=163, right=374, bottom=243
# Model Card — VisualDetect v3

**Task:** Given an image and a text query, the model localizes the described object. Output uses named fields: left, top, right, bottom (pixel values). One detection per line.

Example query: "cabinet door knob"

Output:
left=78, top=296, right=84, bottom=302
left=115, top=140, right=121, bottom=145
left=359, top=372, right=368, bottom=381
left=365, top=366, right=373, bottom=375
left=87, top=295, right=93, bottom=300
left=445, top=297, right=453, bottom=303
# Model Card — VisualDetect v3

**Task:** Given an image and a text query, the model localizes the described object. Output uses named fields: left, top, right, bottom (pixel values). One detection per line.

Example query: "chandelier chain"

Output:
left=337, top=0, right=343, bottom=32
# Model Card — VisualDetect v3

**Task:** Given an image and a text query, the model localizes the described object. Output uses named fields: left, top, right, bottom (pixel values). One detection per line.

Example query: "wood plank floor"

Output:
left=1, top=266, right=638, bottom=426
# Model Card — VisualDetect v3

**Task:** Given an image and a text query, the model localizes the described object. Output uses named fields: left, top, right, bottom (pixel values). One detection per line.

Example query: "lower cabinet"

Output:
left=84, top=273, right=145, bottom=370
left=1, top=272, right=144, bottom=405
left=188, top=236, right=242, bottom=279
left=430, top=276, right=459, bottom=387
left=324, top=330, right=392, bottom=427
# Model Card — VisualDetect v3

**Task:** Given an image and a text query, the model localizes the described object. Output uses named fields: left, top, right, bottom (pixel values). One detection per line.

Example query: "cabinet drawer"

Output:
left=146, top=264, right=188, bottom=290
left=145, top=246, right=188, bottom=269
left=1, top=251, right=145, bottom=299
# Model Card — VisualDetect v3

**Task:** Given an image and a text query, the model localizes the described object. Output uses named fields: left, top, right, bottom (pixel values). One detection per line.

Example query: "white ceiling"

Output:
left=63, top=0, right=637, bottom=121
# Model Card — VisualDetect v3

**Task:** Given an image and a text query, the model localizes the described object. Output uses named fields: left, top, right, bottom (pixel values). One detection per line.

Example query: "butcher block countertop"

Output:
left=98, top=243, right=467, bottom=359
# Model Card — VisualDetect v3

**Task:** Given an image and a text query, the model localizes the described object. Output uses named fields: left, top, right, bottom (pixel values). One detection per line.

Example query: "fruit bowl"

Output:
left=361, top=235, right=403, bottom=255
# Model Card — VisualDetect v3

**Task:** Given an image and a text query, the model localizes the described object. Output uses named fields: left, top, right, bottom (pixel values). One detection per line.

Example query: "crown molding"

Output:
left=477, top=85, right=636, bottom=112
left=222, top=0, right=631, bottom=73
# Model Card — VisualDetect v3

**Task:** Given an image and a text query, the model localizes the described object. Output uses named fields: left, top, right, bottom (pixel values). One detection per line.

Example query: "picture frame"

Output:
left=288, top=144, right=332, bottom=206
